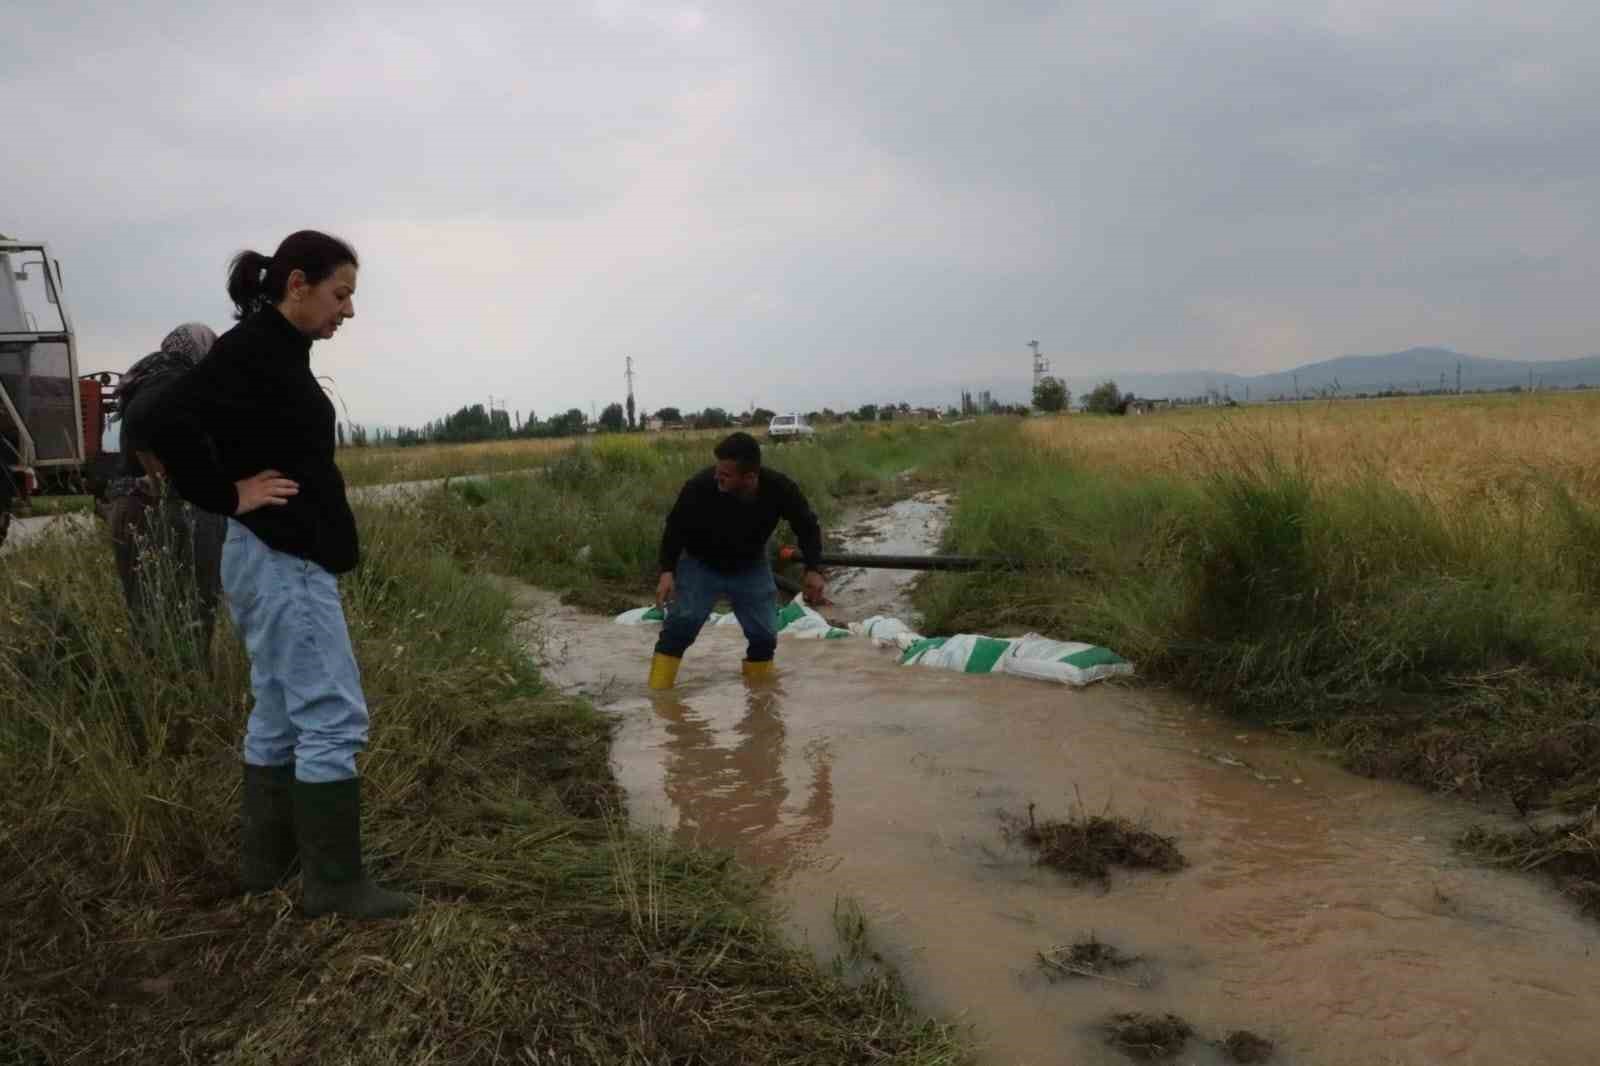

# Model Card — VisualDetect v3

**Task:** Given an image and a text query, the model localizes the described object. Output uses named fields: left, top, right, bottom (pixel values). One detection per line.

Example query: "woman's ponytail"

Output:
left=226, top=249, right=273, bottom=320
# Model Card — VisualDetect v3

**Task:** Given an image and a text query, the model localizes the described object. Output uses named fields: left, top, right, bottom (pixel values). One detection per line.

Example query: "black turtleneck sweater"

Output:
left=148, top=307, right=359, bottom=574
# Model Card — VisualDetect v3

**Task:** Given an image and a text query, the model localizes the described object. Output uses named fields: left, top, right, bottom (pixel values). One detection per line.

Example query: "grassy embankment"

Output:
left=336, top=428, right=726, bottom=488
left=907, top=395, right=1600, bottom=912
left=398, top=424, right=962, bottom=614
left=0, top=444, right=969, bottom=1064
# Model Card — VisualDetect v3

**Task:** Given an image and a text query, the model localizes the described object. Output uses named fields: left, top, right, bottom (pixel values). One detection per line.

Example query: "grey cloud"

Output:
left=6, top=0, right=1600, bottom=423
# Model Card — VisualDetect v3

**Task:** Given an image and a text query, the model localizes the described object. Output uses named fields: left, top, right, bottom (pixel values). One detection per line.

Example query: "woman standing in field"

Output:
left=151, top=230, right=414, bottom=919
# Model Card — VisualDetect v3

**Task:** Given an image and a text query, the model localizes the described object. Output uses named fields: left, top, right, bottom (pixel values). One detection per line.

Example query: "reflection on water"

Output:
left=651, top=689, right=834, bottom=869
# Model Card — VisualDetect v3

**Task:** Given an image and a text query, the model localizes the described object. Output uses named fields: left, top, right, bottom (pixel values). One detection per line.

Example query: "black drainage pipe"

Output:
left=778, top=546, right=1020, bottom=571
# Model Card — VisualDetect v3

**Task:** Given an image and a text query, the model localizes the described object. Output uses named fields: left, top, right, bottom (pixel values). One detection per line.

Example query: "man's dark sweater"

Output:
left=148, top=307, right=360, bottom=574
left=659, top=466, right=822, bottom=574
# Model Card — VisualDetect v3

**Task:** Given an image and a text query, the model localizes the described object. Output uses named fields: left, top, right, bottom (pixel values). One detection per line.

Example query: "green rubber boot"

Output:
left=241, top=763, right=298, bottom=893
left=292, top=777, right=417, bottom=920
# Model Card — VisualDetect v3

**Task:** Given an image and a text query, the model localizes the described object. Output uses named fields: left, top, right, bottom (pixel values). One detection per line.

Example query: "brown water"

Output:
left=518, top=494, right=1600, bottom=1066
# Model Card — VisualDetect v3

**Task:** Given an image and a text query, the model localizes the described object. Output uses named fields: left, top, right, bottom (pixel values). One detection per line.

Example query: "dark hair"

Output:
left=226, top=230, right=359, bottom=320
left=714, top=431, right=762, bottom=473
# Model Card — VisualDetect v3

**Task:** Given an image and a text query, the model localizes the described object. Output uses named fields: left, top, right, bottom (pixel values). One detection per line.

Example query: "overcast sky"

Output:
left=8, top=1, right=1599, bottom=424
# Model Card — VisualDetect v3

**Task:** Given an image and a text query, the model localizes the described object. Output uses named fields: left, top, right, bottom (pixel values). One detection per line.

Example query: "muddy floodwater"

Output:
left=520, top=493, right=1600, bottom=1066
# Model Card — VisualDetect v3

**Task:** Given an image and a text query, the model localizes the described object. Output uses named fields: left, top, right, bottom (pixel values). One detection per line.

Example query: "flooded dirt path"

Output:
left=517, top=493, right=1600, bottom=1066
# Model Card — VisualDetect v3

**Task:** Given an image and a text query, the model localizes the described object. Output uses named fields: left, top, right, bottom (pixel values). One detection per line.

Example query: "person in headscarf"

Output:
left=107, top=322, right=226, bottom=667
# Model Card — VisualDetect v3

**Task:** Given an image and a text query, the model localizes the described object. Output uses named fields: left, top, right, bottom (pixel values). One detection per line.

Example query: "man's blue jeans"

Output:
left=222, top=519, right=370, bottom=782
left=655, top=554, right=779, bottom=662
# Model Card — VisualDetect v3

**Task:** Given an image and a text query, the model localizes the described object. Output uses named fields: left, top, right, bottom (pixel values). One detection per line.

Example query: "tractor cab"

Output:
left=1, top=238, right=120, bottom=542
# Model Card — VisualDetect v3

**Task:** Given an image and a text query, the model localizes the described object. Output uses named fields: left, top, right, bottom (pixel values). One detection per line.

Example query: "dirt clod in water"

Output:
left=1004, top=802, right=1186, bottom=884
left=1219, top=1029, right=1276, bottom=1063
left=1037, top=934, right=1144, bottom=984
left=1102, top=1012, right=1194, bottom=1061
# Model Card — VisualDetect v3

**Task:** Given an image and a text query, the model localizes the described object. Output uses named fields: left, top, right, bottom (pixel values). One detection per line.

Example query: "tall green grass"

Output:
left=413, top=424, right=968, bottom=606
left=0, top=497, right=969, bottom=1064
left=913, top=421, right=1600, bottom=810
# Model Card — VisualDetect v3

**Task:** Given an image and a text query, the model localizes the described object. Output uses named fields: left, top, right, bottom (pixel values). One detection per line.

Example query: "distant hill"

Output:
left=1058, top=347, right=1600, bottom=402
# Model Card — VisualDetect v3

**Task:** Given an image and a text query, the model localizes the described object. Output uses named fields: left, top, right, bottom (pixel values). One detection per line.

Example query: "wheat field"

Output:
left=1024, top=392, right=1600, bottom=517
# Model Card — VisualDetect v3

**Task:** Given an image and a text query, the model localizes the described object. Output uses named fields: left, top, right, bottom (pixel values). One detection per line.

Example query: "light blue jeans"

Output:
left=222, top=519, right=369, bottom=783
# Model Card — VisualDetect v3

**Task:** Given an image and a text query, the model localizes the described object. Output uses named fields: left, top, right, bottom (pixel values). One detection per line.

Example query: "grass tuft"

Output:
left=1002, top=800, right=1186, bottom=885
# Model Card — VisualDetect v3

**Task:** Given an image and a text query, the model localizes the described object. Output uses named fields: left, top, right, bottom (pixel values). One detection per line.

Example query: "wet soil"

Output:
left=515, top=492, right=1600, bottom=1066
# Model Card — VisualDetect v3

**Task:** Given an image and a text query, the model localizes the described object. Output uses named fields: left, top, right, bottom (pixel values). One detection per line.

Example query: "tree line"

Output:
left=344, top=399, right=1037, bottom=448
left=1032, top=376, right=1137, bottom=414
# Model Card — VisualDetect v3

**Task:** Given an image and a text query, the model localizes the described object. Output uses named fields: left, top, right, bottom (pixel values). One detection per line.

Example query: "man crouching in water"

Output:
left=650, top=432, right=826, bottom=688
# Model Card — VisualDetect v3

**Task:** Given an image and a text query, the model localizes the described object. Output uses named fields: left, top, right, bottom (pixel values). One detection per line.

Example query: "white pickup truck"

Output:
left=766, top=412, right=815, bottom=441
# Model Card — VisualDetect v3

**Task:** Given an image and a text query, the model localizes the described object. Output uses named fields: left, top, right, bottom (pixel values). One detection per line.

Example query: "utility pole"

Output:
left=1456, top=362, right=1462, bottom=395
left=1294, top=372, right=1301, bottom=401
left=624, top=356, right=637, bottom=430
left=1029, top=340, right=1050, bottom=397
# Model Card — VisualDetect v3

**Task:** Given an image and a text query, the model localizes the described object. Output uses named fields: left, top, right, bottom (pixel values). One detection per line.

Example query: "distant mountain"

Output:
left=1059, top=347, right=1600, bottom=402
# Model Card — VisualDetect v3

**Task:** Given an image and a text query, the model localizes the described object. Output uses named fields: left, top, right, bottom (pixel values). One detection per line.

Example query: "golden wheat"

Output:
left=1025, top=392, right=1600, bottom=517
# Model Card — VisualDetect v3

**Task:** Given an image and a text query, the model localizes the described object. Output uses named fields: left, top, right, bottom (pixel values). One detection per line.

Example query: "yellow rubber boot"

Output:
left=648, top=653, right=682, bottom=690
left=741, top=659, right=775, bottom=683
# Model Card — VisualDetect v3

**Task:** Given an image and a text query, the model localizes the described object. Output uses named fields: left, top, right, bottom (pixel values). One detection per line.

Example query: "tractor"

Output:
left=0, top=236, right=121, bottom=546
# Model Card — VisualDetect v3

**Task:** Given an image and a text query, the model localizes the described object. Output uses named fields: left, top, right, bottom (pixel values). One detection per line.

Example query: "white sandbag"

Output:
left=776, top=597, right=851, bottom=639
left=614, top=605, right=668, bottom=625
left=850, top=616, right=921, bottom=646
left=615, top=603, right=1131, bottom=686
left=899, top=633, right=1015, bottom=674
left=897, top=630, right=1131, bottom=687
left=1000, top=633, right=1134, bottom=686
left=613, top=598, right=846, bottom=639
